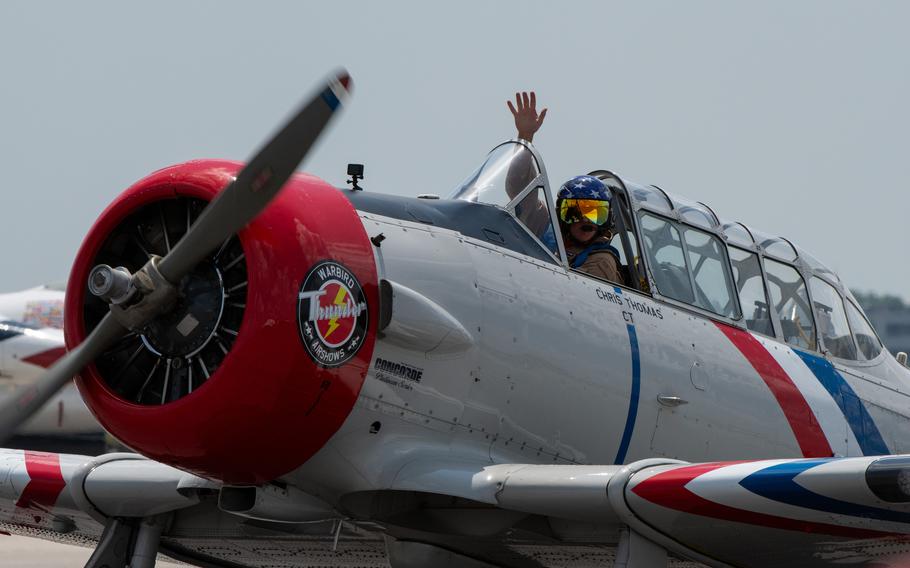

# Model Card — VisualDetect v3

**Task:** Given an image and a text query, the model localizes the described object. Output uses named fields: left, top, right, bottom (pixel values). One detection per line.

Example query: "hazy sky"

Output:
left=1, top=1, right=907, bottom=300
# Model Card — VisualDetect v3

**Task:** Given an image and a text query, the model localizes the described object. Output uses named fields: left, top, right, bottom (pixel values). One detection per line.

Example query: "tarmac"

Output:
left=0, top=534, right=182, bottom=566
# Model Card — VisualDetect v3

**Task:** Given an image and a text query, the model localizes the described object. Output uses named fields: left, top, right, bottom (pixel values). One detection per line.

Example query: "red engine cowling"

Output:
left=64, top=160, right=378, bottom=484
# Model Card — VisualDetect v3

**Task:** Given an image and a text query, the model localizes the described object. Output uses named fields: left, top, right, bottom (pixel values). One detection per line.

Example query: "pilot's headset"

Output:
left=556, top=175, right=614, bottom=238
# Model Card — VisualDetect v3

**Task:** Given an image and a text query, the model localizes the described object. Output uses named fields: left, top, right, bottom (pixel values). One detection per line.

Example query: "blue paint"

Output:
left=0, top=329, right=20, bottom=341
left=321, top=87, right=341, bottom=111
left=0, top=321, right=25, bottom=342
left=613, top=285, right=641, bottom=464
left=794, top=350, right=889, bottom=456
left=741, top=459, right=910, bottom=524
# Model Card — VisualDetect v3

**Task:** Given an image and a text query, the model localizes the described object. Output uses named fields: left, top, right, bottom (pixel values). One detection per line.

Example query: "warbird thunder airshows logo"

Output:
left=297, top=261, right=369, bottom=367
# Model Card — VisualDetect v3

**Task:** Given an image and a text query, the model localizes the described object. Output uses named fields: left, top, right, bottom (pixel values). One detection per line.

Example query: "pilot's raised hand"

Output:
left=507, top=91, right=548, bottom=143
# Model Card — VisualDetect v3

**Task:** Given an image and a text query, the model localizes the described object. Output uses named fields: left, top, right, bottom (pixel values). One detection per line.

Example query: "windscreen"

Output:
left=449, top=142, right=540, bottom=206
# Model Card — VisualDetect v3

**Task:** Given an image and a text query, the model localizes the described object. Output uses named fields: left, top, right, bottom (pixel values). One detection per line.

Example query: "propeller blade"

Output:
left=0, top=313, right=126, bottom=444
left=157, top=70, right=352, bottom=284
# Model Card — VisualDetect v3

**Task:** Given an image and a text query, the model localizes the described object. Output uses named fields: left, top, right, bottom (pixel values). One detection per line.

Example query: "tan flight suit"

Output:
left=565, top=237, right=625, bottom=285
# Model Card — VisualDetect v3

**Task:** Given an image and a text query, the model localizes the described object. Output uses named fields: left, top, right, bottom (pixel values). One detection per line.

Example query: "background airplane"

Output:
left=0, top=284, right=106, bottom=449
left=0, top=318, right=105, bottom=452
left=2, top=71, right=910, bottom=568
left=0, top=284, right=65, bottom=329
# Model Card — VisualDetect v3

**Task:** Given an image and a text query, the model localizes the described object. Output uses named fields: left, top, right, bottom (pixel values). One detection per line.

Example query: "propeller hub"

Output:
left=88, top=264, right=133, bottom=304
left=140, top=261, right=225, bottom=358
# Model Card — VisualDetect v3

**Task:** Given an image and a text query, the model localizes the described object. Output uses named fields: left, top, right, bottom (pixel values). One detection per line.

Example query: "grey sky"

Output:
left=1, top=1, right=907, bottom=300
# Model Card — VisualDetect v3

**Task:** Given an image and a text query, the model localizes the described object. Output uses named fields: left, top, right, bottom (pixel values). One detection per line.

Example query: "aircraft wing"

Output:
left=391, top=455, right=910, bottom=567
left=0, top=449, right=392, bottom=567
left=0, top=449, right=223, bottom=564
left=7, top=448, right=910, bottom=567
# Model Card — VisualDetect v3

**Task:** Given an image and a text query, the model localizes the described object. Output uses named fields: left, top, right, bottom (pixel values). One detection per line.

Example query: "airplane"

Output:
left=0, top=318, right=103, bottom=446
left=0, top=284, right=66, bottom=329
left=1, top=69, right=910, bottom=567
left=0, top=262, right=101, bottom=449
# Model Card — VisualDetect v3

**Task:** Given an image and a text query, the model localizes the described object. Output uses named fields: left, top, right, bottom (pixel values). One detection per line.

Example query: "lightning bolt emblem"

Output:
left=324, top=286, right=348, bottom=340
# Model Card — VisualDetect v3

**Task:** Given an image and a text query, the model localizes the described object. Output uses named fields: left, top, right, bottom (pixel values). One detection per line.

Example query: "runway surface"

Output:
left=0, top=534, right=182, bottom=566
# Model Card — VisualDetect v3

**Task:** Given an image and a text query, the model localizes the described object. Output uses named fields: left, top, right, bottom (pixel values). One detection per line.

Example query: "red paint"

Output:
left=22, top=347, right=66, bottom=369
left=632, top=462, right=893, bottom=539
left=15, top=452, right=66, bottom=510
left=65, top=160, right=378, bottom=484
left=715, top=323, right=832, bottom=458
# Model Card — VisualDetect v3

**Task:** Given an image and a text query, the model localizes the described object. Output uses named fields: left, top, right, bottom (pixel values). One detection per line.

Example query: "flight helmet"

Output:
left=556, top=175, right=613, bottom=228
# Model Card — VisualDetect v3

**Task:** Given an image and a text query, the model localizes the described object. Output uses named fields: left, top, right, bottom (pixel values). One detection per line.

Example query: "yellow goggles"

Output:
left=559, top=198, right=611, bottom=226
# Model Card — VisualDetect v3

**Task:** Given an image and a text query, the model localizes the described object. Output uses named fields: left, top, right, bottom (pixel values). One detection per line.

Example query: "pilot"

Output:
left=556, top=176, right=625, bottom=284
left=507, top=92, right=624, bottom=284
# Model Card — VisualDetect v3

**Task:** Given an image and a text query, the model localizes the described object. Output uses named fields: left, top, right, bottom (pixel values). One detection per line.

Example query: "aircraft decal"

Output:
left=22, top=300, right=64, bottom=329
left=612, top=286, right=641, bottom=465
left=373, top=357, right=423, bottom=391
left=21, top=347, right=66, bottom=369
left=715, top=323, right=834, bottom=458
left=631, top=460, right=900, bottom=538
left=752, top=334, right=863, bottom=458
left=595, top=287, right=663, bottom=323
left=13, top=451, right=66, bottom=511
left=751, top=334, right=890, bottom=457
left=297, top=260, right=369, bottom=368
left=738, top=459, right=910, bottom=524
left=792, top=350, right=890, bottom=456
left=716, top=323, right=889, bottom=458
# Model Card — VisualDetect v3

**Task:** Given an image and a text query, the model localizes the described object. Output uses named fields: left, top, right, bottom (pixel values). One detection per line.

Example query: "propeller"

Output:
left=0, top=71, right=352, bottom=444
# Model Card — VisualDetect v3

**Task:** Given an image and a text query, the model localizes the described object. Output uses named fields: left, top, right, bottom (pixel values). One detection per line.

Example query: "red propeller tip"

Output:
left=338, top=73, right=352, bottom=92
